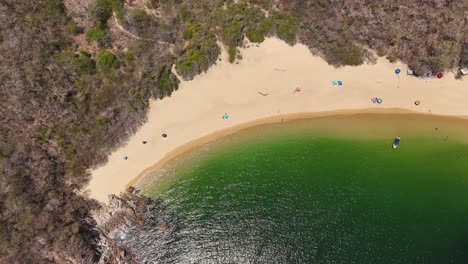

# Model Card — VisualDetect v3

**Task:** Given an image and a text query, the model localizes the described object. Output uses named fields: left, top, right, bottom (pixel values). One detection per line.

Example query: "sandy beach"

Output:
left=87, top=37, right=467, bottom=203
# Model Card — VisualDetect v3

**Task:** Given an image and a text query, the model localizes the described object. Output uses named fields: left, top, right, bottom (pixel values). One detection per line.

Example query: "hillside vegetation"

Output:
left=0, top=0, right=466, bottom=262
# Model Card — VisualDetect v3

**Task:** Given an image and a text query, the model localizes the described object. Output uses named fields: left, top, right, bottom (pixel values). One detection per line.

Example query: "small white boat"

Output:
left=392, top=136, right=401, bottom=149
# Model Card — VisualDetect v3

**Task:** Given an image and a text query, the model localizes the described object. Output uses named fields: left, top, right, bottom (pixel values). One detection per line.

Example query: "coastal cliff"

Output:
left=94, top=188, right=171, bottom=264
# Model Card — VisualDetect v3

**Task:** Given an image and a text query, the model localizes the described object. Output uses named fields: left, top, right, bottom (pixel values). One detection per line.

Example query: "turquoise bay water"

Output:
left=141, top=114, right=468, bottom=263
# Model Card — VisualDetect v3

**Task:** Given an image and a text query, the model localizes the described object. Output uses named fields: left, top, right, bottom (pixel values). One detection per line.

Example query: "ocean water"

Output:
left=141, top=114, right=468, bottom=263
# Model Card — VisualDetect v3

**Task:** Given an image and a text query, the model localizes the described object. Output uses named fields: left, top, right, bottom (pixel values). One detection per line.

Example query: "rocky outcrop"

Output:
left=94, top=187, right=170, bottom=264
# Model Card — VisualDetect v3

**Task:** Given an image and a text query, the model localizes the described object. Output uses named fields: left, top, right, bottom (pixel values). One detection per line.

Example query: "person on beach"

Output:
left=293, top=87, right=301, bottom=93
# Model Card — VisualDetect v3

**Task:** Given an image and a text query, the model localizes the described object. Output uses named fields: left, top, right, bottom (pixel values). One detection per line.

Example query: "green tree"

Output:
left=96, top=50, right=120, bottom=71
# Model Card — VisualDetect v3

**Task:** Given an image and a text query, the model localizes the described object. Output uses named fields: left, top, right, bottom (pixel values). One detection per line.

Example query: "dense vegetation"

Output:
left=286, top=0, right=468, bottom=76
left=0, top=0, right=176, bottom=262
left=0, top=0, right=466, bottom=262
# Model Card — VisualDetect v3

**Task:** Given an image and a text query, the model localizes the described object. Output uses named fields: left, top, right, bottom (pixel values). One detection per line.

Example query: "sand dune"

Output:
left=87, top=37, right=467, bottom=203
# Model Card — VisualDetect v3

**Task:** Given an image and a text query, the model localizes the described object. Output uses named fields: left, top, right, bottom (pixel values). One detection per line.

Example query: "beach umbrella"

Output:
left=437, top=73, right=443, bottom=79
left=338, top=80, right=343, bottom=85
left=162, top=133, right=167, bottom=139
left=142, top=140, right=147, bottom=144
left=123, top=156, right=128, bottom=160
left=395, top=68, right=401, bottom=74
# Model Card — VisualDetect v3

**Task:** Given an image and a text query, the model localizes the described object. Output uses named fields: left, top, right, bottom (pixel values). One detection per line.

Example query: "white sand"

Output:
left=87, top=37, right=467, bottom=203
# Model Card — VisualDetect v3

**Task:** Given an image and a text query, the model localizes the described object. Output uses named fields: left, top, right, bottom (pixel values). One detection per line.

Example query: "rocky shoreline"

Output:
left=94, top=187, right=172, bottom=264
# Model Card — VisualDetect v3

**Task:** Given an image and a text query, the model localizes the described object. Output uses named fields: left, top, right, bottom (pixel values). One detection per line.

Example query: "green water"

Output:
left=141, top=114, right=468, bottom=263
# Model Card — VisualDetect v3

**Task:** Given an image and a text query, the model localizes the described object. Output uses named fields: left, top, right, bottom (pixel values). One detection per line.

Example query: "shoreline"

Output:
left=128, top=109, right=468, bottom=190
left=87, top=37, right=467, bottom=203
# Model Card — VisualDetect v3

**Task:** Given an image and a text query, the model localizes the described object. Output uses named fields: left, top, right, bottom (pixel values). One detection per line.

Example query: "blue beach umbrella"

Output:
left=338, top=80, right=343, bottom=85
left=395, top=68, right=401, bottom=74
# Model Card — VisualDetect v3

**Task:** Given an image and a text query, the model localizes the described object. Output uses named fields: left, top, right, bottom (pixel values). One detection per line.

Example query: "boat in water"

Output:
left=392, top=136, right=401, bottom=149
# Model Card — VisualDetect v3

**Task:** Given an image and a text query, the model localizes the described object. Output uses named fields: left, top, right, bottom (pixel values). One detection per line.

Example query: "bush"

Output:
left=216, top=3, right=273, bottom=45
left=271, top=12, right=297, bottom=44
left=74, top=80, right=84, bottom=90
left=65, top=21, right=84, bottom=35
left=122, top=8, right=165, bottom=38
left=244, top=8, right=273, bottom=43
left=175, top=27, right=220, bottom=80
left=228, top=45, right=236, bottom=63
left=85, top=26, right=109, bottom=44
left=0, top=150, right=5, bottom=161
left=246, top=19, right=273, bottom=44
left=126, top=9, right=153, bottom=35
left=176, top=44, right=219, bottom=79
left=111, top=0, right=124, bottom=12
left=44, top=0, right=65, bottom=15
left=376, top=48, right=386, bottom=57
left=409, top=61, right=432, bottom=76
left=88, top=0, right=125, bottom=26
left=115, top=9, right=124, bottom=20
left=78, top=51, right=96, bottom=74
left=129, top=9, right=151, bottom=26
left=427, top=56, right=450, bottom=74
left=155, top=65, right=179, bottom=98
left=54, top=52, right=76, bottom=65
left=180, top=7, right=191, bottom=21
left=124, top=51, right=134, bottom=61
left=96, top=50, right=120, bottom=71
left=182, top=23, right=196, bottom=40
left=88, top=0, right=113, bottom=26
left=176, top=49, right=205, bottom=71
left=460, top=45, right=468, bottom=68
left=95, top=116, right=110, bottom=126
left=386, top=52, right=398, bottom=63
left=246, top=27, right=263, bottom=43
left=327, top=42, right=363, bottom=66
left=222, top=22, right=243, bottom=47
